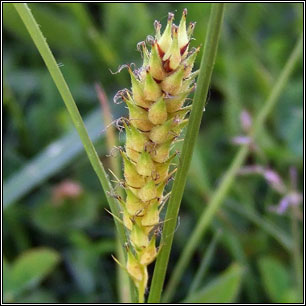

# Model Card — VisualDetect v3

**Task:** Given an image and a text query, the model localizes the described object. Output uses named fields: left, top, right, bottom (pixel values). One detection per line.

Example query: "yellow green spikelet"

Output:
left=114, top=9, right=199, bottom=301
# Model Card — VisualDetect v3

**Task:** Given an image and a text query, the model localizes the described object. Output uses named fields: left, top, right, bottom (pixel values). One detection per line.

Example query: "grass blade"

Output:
left=147, top=4, right=225, bottom=303
left=183, top=263, right=244, bottom=303
left=162, top=33, right=303, bottom=302
left=188, top=230, right=222, bottom=295
left=3, top=109, right=102, bottom=208
left=95, top=83, right=132, bottom=303
left=64, top=3, right=118, bottom=67
left=226, top=201, right=293, bottom=251
left=13, top=2, right=127, bottom=261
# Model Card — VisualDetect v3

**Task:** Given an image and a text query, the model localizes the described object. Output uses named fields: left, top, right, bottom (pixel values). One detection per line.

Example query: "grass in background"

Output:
left=3, top=3, right=303, bottom=303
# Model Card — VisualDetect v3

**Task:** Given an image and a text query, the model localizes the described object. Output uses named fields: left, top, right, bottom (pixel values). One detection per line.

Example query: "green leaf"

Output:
left=3, top=3, right=86, bottom=52
left=149, top=5, right=225, bottom=302
left=32, top=195, right=98, bottom=234
left=161, top=34, right=303, bottom=303
left=65, top=249, right=97, bottom=294
left=280, top=288, right=301, bottom=303
left=103, top=3, right=151, bottom=61
left=15, top=290, right=57, bottom=303
left=7, top=248, right=60, bottom=298
left=183, top=263, right=244, bottom=303
left=3, top=109, right=102, bottom=208
left=3, top=258, right=14, bottom=302
left=3, top=3, right=31, bottom=42
left=63, top=3, right=118, bottom=67
left=275, top=80, right=303, bottom=158
left=226, top=201, right=293, bottom=251
left=258, top=256, right=291, bottom=303
left=13, top=4, right=135, bottom=301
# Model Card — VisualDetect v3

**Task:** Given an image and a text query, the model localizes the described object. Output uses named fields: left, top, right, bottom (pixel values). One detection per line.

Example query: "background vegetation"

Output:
left=3, top=3, right=303, bottom=303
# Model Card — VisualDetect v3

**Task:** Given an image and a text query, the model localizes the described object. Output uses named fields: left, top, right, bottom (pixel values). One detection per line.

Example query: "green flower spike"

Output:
left=113, top=9, right=199, bottom=302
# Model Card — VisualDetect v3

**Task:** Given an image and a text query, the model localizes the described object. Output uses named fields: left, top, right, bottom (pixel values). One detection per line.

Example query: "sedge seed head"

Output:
left=113, top=9, right=199, bottom=298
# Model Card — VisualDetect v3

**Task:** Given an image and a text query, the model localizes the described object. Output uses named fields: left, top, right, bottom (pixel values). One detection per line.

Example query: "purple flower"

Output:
left=238, top=165, right=286, bottom=193
left=263, top=169, right=286, bottom=193
left=231, top=136, right=252, bottom=145
left=231, top=110, right=253, bottom=146
left=240, top=110, right=252, bottom=133
left=270, top=192, right=303, bottom=215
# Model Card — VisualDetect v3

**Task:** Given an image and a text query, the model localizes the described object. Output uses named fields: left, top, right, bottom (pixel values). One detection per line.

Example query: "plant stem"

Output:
left=162, top=33, right=303, bottom=302
left=147, top=4, right=225, bottom=303
left=163, top=146, right=248, bottom=303
left=96, top=83, right=134, bottom=303
left=66, top=3, right=118, bottom=67
left=290, top=205, right=303, bottom=300
left=226, top=201, right=293, bottom=251
left=13, top=0, right=128, bottom=273
left=188, top=230, right=222, bottom=295
left=95, top=83, right=120, bottom=180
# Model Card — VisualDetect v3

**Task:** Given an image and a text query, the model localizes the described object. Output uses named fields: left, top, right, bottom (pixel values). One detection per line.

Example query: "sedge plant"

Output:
left=112, top=9, right=200, bottom=302
left=14, top=3, right=224, bottom=303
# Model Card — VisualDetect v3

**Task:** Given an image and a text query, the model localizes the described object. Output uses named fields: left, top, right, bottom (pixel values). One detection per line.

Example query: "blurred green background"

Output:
left=3, top=3, right=303, bottom=303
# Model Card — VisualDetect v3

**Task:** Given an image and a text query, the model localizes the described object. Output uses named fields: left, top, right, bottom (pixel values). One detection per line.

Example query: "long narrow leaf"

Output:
left=163, top=34, right=303, bottom=302
left=13, top=3, right=127, bottom=260
left=4, top=109, right=102, bottom=208
left=183, top=263, right=244, bottom=303
left=188, top=230, right=222, bottom=294
left=148, top=4, right=225, bottom=303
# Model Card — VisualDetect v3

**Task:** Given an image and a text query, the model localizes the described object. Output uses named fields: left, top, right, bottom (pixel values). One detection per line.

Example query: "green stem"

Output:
left=117, top=241, right=133, bottom=303
left=96, top=83, right=135, bottom=303
left=163, top=146, right=248, bottom=304
left=13, top=1, right=127, bottom=267
left=290, top=205, right=303, bottom=300
left=138, top=280, right=145, bottom=304
left=227, top=200, right=293, bottom=251
left=188, top=230, right=222, bottom=295
left=147, top=4, right=225, bottom=303
left=66, top=3, right=118, bottom=67
left=162, top=33, right=303, bottom=302
left=3, top=78, right=30, bottom=151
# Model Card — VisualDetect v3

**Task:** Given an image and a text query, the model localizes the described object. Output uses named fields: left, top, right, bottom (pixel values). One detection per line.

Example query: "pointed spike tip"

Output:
left=168, top=12, right=174, bottom=22
left=154, top=20, right=161, bottom=31
left=172, top=24, right=178, bottom=35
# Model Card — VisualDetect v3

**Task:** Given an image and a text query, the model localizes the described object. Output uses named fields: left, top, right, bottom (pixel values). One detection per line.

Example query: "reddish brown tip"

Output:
left=168, top=12, right=174, bottom=22
left=180, top=42, right=190, bottom=55
left=156, top=43, right=165, bottom=58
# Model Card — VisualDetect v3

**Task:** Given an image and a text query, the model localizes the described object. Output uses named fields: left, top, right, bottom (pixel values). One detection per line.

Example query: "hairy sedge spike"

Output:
left=113, top=9, right=199, bottom=302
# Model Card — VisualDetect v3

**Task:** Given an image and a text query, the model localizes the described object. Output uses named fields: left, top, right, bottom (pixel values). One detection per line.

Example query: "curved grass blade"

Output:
left=226, top=201, right=293, bottom=251
left=3, top=109, right=103, bottom=208
left=162, top=33, right=303, bottom=302
left=147, top=4, right=225, bottom=303
left=183, top=263, right=244, bottom=303
left=188, top=230, right=222, bottom=295
left=13, top=2, right=128, bottom=266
